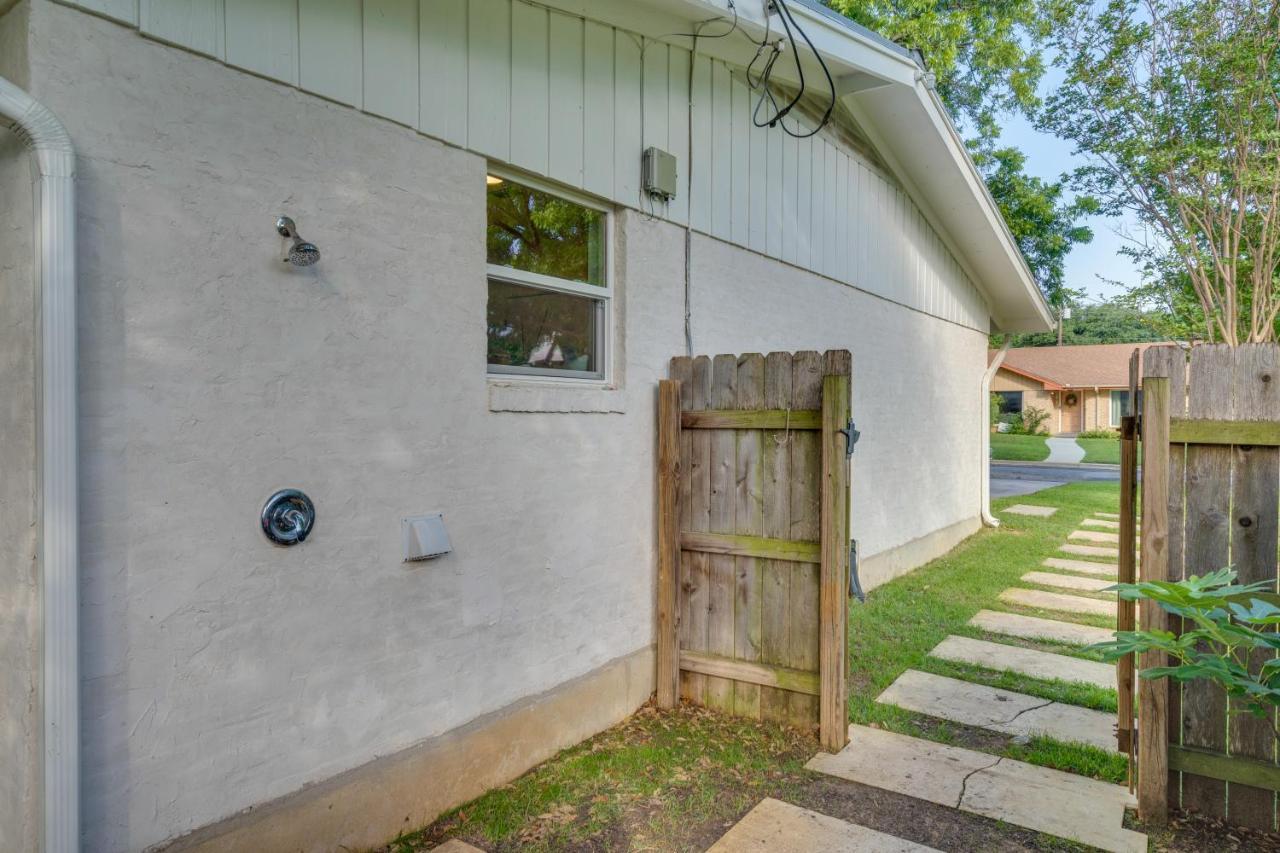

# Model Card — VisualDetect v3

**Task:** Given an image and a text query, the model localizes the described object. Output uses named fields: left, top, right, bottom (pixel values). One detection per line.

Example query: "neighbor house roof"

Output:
left=989, top=343, right=1165, bottom=389
left=665, top=0, right=1054, bottom=333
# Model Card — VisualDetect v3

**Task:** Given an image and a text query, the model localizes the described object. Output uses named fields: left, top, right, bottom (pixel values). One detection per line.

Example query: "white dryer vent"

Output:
left=402, top=513, right=452, bottom=561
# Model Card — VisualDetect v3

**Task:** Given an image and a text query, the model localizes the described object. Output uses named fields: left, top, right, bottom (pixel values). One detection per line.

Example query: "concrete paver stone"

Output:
left=806, top=726, right=1144, bottom=853
left=706, top=798, right=941, bottom=852
left=1042, top=557, right=1118, bottom=577
left=1001, top=504, right=1058, bottom=517
left=968, top=610, right=1114, bottom=645
left=1070, top=529, right=1121, bottom=544
left=1060, top=543, right=1122, bottom=559
left=1000, top=587, right=1117, bottom=617
left=928, top=635, right=1114, bottom=689
left=1022, top=571, right=1115, bottom=593
left=876, top=670, right=1118, bottom=751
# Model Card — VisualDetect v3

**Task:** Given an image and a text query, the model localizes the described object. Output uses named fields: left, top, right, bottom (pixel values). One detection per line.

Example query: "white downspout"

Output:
left=1, top=76, right=78, bottom=853
left=981, top=338, right=1011, bottom=527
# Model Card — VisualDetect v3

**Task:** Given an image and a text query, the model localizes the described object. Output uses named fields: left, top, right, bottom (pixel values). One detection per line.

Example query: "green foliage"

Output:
left=1007, top=405, right=1051, bottom=435
left=1004, top=300, right=1171, bottom=347
left=971, top=146, right=1096, bottom=306
left=1077, top=428, right=1120, bottom=439
left=1091, top=569, right=1280, bottom=739
left=826, top=0, right=1048, bottom=138
left=990, top=391, right=1003, bottom=427
left=1041, top=0, right=1280, bottom=344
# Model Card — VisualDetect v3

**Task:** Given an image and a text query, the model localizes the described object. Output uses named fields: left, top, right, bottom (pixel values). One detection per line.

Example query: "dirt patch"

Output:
left=1134, top=810, right=1280, bottom=853
left=382, top=703, right=1279, bottom=852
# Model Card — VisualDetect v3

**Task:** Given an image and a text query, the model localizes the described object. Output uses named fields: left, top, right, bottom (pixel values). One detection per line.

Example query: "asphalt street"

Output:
left=990, top=460, right=1121, bottom=498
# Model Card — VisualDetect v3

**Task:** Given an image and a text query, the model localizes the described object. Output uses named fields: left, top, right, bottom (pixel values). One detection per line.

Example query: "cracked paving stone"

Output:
left=876, top=670, right=1118, bottom=751
left=807, top=726, right=1144, bottom=853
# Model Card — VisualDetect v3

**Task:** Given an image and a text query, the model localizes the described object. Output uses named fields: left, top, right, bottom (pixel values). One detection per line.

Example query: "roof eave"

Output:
left=646, top=0, right=1054, bottom=333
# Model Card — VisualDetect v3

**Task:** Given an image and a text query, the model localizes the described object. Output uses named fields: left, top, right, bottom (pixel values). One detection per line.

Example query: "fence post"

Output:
left=819, top=370, right=851, bottom=752
left=656, top=379, right=682, bottom=709
left=1138, top=375, right=1171, bottom=824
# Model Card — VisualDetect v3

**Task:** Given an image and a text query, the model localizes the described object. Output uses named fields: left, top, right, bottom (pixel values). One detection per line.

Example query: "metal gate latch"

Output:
left=839, top=420, right=860, bottom=459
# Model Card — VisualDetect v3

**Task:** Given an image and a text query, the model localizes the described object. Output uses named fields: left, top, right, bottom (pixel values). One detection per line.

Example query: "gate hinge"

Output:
left=839, top=420, right=860, bottom=459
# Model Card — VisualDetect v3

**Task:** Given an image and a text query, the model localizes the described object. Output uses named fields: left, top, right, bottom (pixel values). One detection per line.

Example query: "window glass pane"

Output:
left=487, top=279, right=598, bottom=373
left=487, top=176, right=605, bottom=286
left=1111, top=390, right=1128, bottom=426
left=995, top=391, right=1023, bottom=414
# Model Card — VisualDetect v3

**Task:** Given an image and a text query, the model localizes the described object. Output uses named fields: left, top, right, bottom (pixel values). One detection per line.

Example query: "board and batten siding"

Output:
left=62, top=0, right=990, bottom=332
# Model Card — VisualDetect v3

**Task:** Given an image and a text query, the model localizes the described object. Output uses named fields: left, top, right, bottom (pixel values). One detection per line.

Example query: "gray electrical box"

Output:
left=642, top=146, right=678, bottom=201
left=402, top=513, right=452, bottom=561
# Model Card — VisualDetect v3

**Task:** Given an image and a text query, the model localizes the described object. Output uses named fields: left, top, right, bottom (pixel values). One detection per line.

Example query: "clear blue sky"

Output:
left=994, top=103, right=1146, bottom=303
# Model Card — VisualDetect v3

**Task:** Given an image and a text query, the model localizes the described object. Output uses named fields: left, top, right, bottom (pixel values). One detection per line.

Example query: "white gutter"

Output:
left=0, top=76, right=78, bottom=853
left=981, top=338, right=1011, bottom=527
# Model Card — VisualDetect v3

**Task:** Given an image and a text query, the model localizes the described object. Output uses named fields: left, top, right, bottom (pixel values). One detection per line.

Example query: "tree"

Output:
left=1004, top=299, right=1171, bottom=346
left=827, top=0, right=1096, bottom=304
left=827, top=0, right=1048, bottom=139
left=973, top=146, right=1097, bottom=306
left=1041, top=0, right=1280, bottom=344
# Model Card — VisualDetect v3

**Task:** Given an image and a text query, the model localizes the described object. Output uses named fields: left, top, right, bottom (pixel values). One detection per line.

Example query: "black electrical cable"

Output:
left=747, top=0, right=836, bottom=138
left=772, top=0, right=836, bottom=138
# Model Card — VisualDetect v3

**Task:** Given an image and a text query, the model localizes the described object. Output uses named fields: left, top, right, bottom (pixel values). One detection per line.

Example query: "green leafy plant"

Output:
left=990, top=392, right=1003, bottom=430
left=1091, top=569, right=1280, bottom=739
left=1078, top=427, right=1120, bottom=439
left=1007, top=405, right=1051, bottom=435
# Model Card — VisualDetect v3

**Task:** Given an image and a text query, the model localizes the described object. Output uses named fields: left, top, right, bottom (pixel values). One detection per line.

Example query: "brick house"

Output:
left=990, top=343, right=1164, bottom=435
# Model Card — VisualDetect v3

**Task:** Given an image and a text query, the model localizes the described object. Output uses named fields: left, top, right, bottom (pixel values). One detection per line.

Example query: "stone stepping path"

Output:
left=969, top=610, right=1114, bottom=646
left=707, top=797, right=939, bottom=852
left=1069, top=529, right=1121, bottom=544
left=1082, top=518, right=1122, bottom=530
left=807, top=726, right=1145, bottom=853
left=877, top=670, right=1117, bottom=751
left=1022, top=571, right=1114, bottom=593
left=1060, top=542, right=1121, bottom=559
left=1001, top=587, right=1117, bottom=617
left=929, top=635, right=1114, bottom=690
left=1001, top=504, right=1058, bottom=517
left=1043, top=556, right=1117, bottom=577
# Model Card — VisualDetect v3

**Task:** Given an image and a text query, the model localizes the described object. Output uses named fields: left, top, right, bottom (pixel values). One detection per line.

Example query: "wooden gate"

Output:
left=655, top=350, right=852, bottom=752
left=1136, top=344, right=1280, bottom=829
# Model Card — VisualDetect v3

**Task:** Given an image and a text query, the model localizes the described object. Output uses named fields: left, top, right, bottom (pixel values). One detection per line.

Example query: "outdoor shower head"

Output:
left=276, top=216, right=321, bottom=267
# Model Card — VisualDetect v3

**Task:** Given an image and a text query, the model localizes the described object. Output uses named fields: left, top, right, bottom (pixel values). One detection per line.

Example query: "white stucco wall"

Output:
left=9, top=3, right=988, bottom=849
left=0, top=4, right=39, bottom=851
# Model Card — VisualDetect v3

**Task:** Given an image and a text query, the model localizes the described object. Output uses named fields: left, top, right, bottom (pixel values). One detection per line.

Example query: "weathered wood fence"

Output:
left=655, top=351, right=852, bottom=752
left=1135, top=344, right=1280, bottom=830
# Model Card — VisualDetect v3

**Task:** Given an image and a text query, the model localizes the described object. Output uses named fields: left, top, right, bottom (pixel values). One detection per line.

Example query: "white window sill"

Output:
left=487, top=381, right=627, bottom=414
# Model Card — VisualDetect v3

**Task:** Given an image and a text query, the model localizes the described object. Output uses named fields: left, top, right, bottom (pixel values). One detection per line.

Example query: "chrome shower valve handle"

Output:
left=261, top=489, right=316, bottom=545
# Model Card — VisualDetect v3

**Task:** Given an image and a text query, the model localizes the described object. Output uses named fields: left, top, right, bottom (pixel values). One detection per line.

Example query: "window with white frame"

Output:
left=1110, top=389, right=1141, bottom=426
left=486, top=173, right=609, bottom=380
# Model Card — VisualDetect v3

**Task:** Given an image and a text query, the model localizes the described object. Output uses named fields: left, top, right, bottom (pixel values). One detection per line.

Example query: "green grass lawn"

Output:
left=1076, top=437, right=1120, bottom=464
left=848, top=480, right=1126, bottom=784
left=990, top=432, right=1050, bottom=461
